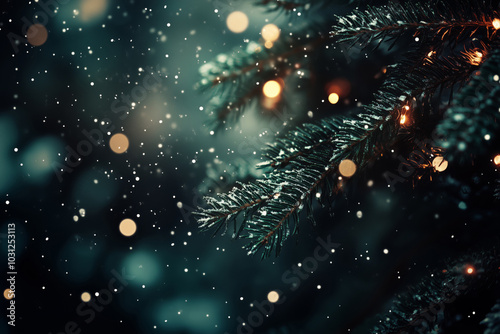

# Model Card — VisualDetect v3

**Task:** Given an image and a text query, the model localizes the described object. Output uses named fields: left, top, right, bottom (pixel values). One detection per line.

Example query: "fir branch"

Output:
left=197, top=34, right=328, bottom=128
left=372, top=245, right=500, bottom=334
left=437, top=46, right=500, bottom=162
left=197, top=44, right=482, bottom=258
left=259, top=46, right=477, bottom=170
left=481, top=299, right=500, bottom=334
left=197, top=181, right=279, bottom=238
left=330, top=0, right=500, bottom=47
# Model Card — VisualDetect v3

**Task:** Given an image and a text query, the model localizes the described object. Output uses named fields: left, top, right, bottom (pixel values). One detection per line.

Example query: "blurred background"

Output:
left=1, top=0, right=498, bottom=333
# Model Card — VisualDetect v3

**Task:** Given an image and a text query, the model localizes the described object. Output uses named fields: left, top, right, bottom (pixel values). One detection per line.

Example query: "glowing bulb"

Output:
left=493, top=18, right=500, bottom=30
left=226, top=11, right=249, bottom=33
left=400, top=115, right=407, bottom=125
left=404, top=105, right=410, bottom=111
left=467, top=51, right=484, bottom=66
left=466, top=266, right=475, bottom=275
left=261, top=24, right=280, bottom=42
left=328, top=93, right=340, bottom=104
left=432, top=156, right=448, bottom=172
left=339, top=159, right=357, bottom=177
left=494, top=154, right=500, bottom=165
left=263, top=80, right=281, bottom=98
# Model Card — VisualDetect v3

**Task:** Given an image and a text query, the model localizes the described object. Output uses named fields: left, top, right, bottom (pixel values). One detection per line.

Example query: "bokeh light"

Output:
left=432, top=156, right=448, bottom=172
left=261, top=24, right=280, bottom=42
left=27, top=24, right=48, bottom=47
left=328, top=93, right=340, bottom=104
left=263, top=80, right=281, bottom=98
left=493, top=154, right=500, bottom=165
left=119, top=218, right=137, bottom=237
left=339, top=159, right=357, bottom=177
left=267, top=290, right=279, bottom=303
left=3, top=289, right=13, bottom=300
left=226, top=11, right=249, bottom=33
left=80, top=0, right=109, bottom=22
left=81, top=292, right=91, bottom=302
left=109, top=133, right=129, bottom=154
left=493, top=18, right=500, bottom=30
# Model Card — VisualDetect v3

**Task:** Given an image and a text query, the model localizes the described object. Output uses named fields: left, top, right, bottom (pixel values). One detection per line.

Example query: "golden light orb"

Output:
left=267, top=291, right=280, bottom=303
left=494, top=154, right=500, bottom=165
left=465, top=265, right=475, bottom=275
left=81, top=292, right=91, bottom=302
left=400, top=115, right=407, bottom=125
left=328, top=93, right=340, bottom=105
left=493, top=18, right=500, bottom=30
left=226, top=11, right=249, bottom=33
left=263, top=80, right=281, bottom=98
left=339, top=159, right=357, bottom=177
left=432, top=156, right=448, bottom=172
left=261, top=24, right=280, bottom=42
left=27, top=24, right=48, bottom=47
left=119, top=218, right=137, bottom=237
left=3, top=289, right=14, bottom=300
left=109, top=133, right=129, bottom=154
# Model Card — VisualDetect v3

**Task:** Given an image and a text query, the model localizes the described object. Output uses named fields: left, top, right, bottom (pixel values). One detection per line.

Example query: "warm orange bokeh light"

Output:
left=226, top=11, right=249, bottom=33
left=432, top=156, right=448, bottom=172
left=466, top=266, right=475, bottom=275
left=328, top=93, right=340, bottom=104
left=119, top=218, right=137, bottom=237
left=263, top=80, right=281, bottom=98
left=109, top=133, right=129, bottom=154
left=261, top=24, right=280, bottom=42
left=400, top=115, right=407, bottom=125
left=339, top=159, right=357, bottom=177
left=27, top=24, right=48, bottom=47
left=493, top=18, right=500, bottom=30
left=494, top=154, right=500, bottom=165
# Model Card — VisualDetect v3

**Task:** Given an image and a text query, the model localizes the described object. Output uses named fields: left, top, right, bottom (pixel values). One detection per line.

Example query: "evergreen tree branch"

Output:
left=260, top=46, right=478, bottom=170
left=437, top=46, right=500, bottom=162
left=330, top=0, right=500, bottom=47
left=197, top=34, right=328, bottom=128
left=372, top=245, right=500, bottom=334
left=482, top=299, right=500, bottom=334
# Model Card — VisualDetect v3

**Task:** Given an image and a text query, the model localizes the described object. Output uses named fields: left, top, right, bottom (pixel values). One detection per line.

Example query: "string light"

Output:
left=465, top=265, right=475, bottom=275
left=400, top=106, right=410, bottom=125
left=493, top=18, right=500, bottom=30
left=464, top=50, right=484, bottom=66
left=432, top=156, right=448, bottom=172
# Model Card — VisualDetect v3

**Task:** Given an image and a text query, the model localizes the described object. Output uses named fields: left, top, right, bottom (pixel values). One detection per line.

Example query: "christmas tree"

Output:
left=196, top=0, right=500, bottom=332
